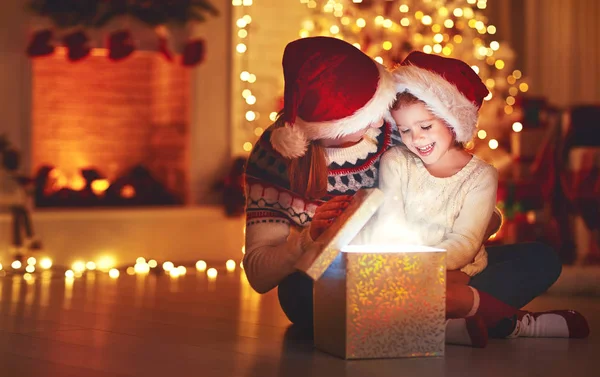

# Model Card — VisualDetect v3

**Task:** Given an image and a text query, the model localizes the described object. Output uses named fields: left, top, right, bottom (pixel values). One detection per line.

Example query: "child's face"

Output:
left=391, top=102, right=455, bottom=166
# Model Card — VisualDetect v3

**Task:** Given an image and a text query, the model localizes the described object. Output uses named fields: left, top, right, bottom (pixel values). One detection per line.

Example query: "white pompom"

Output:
left=270, top=123, right=309, bottom=159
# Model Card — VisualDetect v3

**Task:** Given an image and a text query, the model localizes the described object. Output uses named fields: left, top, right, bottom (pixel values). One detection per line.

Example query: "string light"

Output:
left=234, top=0, right=259, bottom=154
left=512, top=122, right=523, bottom=132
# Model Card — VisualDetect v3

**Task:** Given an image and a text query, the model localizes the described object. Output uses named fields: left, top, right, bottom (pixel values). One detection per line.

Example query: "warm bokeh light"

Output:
left=109, top=269, right=120, bottom=278
left=65, top=270, right=74, bottom=278
left=11, top=260, right=22, bottom=269
left=27, top=257, right=37, bottom=265
left=86, top=261, right=96, bottom=270
left=489, top=139, right=499, bottom=150
left=163, top=261, right=175, bottom=272
left=477, top=130, right=487, bottom=139
left=226, top=259, right=237, bottom=272
left=512, top=122, right=523, bottom=132
left=148, top=259, right=158, bottom=268
left=40, top=258, right=53, bottom=269
left=26, top=265, right=35, bottom=273
left=207, top=268, right=218, bottom=279
left=196, top=260, right=208, bottom=271
left=72, top=261, right=86, bottom=273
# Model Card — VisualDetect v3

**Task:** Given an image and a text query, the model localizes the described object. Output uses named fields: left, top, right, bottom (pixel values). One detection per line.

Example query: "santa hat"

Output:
left=392, top=51, right=489, bottom=143
left=270, top=36, right=396, bottom=159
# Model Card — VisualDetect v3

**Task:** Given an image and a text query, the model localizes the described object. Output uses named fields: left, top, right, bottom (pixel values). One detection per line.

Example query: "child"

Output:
left=372, top=51, right=589, bottom=346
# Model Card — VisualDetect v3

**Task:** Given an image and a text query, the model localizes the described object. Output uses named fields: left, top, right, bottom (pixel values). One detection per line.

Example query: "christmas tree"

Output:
left=298, top=0, right=529, bottom=153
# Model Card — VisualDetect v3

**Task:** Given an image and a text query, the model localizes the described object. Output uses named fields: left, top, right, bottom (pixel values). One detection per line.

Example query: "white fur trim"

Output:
left=270, top=123, right=309, bottom=159
left=299, top=63, right=397, bottom=141
left=392, top=65, right=480, bottom=143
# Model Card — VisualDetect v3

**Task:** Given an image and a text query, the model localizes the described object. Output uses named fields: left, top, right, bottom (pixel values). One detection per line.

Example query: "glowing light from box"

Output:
left=163, top=261, right=175, bottom=271
left=196, top=260, right=207, bottom=271
left=477, top=130, right=487, bottom=139
left=207, top=268, right=218, bottom=279
left=169, top=268, right=181, bottom=277
left=91, top=179, right=110, bottom=195
left=488, top=139, right=499, bottom=149
left=136, top=257, right=146, bottom=264
left=177, top=266, right=187, bottom=275
left=26, top=265, right=35, bottom=273
left=148, top=259, right=158, bottom=268
left=109, top=269, right=120, bottom=278
left=39, top=258, right=52, bottom=269
left=27, top=257, right=37, bottom=265
left=11, top=261, right=22, bottom=269
left=226, top=259, right=236, bottom=272
left=65, top=270, right=74, bottom=278
left=86, top=261, right=96, bottom=270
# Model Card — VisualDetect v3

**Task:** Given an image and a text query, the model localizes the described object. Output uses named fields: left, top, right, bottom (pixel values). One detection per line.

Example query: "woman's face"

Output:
left=319, top=118, right=384, bottom=147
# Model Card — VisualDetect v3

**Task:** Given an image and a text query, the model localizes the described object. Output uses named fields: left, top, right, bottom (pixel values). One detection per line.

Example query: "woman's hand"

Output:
left=309, top=195, right=353, bottom=241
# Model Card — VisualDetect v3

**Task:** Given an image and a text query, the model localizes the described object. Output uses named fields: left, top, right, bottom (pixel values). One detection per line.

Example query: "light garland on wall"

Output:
left=299, top=0, right=530, bottom=150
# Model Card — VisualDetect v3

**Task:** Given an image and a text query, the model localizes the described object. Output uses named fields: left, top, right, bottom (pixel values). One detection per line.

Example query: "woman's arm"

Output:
left=243, top=221, right=312, bottom=294
left=436, top=167, right=498, bottom=272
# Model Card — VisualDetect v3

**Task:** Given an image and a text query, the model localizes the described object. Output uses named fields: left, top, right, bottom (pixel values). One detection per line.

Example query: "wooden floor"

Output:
left=0, top=264, right=598, bottom=377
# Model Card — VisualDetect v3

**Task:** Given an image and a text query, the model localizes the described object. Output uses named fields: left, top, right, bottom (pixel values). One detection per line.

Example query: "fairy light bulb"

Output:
left=226, top=260, right=236, bottom=272
left=39, top=258, right=52, bottom=269
left=196, top=260, right=207, bottom=271
left=109, top=269, right=120, bottom=278
left=163, top=261, right=175, bottom=272
left=207, top=268, right=218, bottom=279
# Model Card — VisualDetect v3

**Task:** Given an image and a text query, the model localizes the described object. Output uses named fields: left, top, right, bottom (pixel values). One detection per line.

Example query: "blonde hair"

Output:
left=272, top=113, right=328, bottom=200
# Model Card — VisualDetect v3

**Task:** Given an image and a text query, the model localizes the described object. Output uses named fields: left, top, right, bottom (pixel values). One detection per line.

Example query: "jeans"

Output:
left=277, top=242, right=563, bottom=328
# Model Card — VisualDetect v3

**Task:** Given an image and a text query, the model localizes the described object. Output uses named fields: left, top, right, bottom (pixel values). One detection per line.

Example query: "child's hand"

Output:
left=309, top=195, right=353, bottom=240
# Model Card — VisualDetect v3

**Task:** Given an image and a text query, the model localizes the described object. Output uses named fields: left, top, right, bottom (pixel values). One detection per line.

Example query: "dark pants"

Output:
left=277, top=242, right=563, bottom=328
left=11, top=205, right=34, bottom=247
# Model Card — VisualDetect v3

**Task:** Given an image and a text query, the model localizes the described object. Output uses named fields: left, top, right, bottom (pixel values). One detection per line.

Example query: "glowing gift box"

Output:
left=295, top=189, right=446, bottom=359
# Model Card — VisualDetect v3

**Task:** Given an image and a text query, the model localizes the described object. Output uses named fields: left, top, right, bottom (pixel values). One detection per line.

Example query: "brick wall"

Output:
left=32, top=50, right=190, bottom=202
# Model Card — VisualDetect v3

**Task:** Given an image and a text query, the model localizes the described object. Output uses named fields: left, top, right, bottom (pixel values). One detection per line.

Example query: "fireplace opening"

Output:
left=31, top=48, right=190, bottom=207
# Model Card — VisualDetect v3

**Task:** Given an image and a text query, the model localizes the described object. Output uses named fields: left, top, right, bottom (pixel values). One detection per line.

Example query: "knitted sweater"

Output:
left=244, top=122, right=401, bottom=293
left=371, top=146, right=498, bottom=276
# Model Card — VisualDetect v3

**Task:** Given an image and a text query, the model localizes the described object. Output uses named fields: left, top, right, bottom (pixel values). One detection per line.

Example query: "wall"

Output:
left=487, top=0, right=600, bottom=107
left=0, top=0, right=32, bottom=172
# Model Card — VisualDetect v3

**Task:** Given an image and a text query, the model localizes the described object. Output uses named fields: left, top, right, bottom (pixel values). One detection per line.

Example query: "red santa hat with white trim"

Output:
left=270, top=36, right=397, bottom=159
left=392, top=51, right=490, bottom=143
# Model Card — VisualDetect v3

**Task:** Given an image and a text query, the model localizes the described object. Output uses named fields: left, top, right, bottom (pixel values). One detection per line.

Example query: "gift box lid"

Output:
left=294, top=188, right=385, bottom=281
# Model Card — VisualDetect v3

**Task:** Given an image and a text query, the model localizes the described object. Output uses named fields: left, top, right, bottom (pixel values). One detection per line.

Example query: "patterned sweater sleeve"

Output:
left=243, top=129, right=318, bottom=294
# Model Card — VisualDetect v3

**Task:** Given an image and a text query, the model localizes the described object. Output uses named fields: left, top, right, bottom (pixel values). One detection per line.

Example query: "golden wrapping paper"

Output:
left=314, top=246, right=446, bottom=359
left=294, top=188, right=446, bottom=359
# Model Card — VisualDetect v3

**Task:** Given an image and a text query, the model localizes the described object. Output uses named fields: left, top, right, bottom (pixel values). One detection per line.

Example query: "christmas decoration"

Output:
left=25, top=0, right=219, bottom=66
left=297, top=0, right=529, bottom=152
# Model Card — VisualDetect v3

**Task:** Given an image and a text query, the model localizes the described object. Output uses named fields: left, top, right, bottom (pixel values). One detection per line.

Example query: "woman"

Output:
left=243, top=37, right=562, bottom=339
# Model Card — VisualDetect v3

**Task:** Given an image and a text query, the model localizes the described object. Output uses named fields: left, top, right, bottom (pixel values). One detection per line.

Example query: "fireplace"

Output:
left=31, top=48, right=190, bottom=207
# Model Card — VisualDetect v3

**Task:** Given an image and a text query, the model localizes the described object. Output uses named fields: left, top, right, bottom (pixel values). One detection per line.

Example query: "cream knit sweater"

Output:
left=367, top=146, right=498, bottom=276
